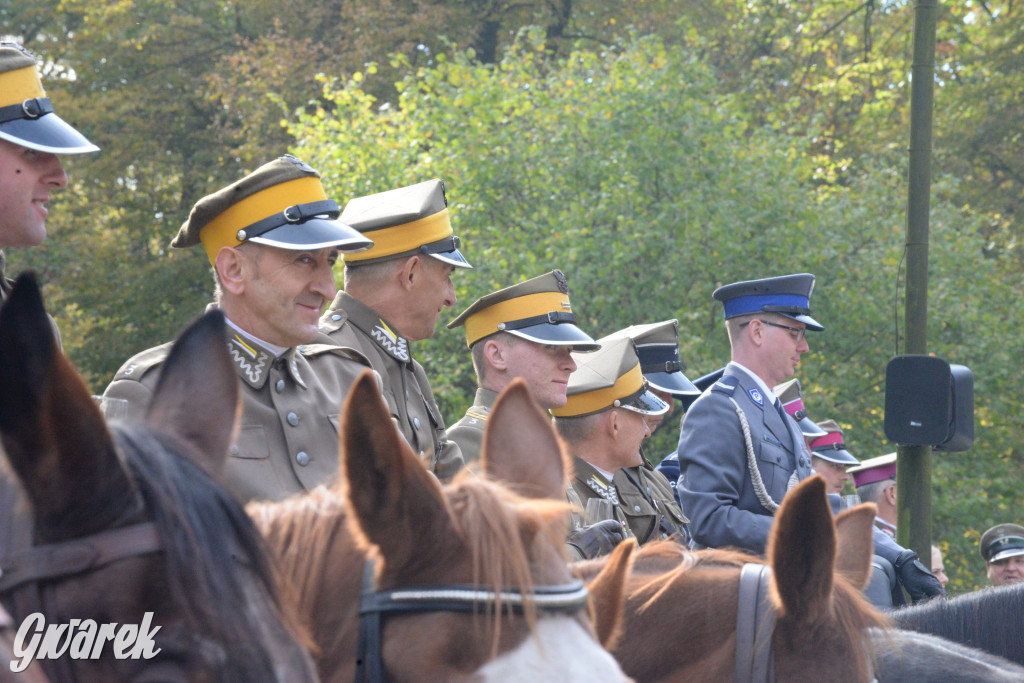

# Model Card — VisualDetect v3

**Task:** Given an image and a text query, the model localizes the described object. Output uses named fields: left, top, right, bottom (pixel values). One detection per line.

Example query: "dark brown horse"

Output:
left=0, top=274, right=316, bottom=681
left=574, top=475, right=890, bottom=682
left=249, top=372, right=631, bottom=682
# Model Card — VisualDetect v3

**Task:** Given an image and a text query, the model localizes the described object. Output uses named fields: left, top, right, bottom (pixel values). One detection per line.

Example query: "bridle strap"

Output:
left=355, top=558, right=589, bottom=683
left=0, top=522, right=162, bottom=592
left=734, top=563, right=777, bottom=683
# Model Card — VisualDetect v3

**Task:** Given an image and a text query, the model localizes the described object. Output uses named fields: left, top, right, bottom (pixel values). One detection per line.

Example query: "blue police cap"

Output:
left=712, top=273, right=824, bottom=331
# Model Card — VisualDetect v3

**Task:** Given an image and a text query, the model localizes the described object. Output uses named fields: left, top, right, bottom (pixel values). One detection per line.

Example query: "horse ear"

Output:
left=0, top=273, right=131, bottom=539
left=834, top=502, right=878, bottom=590
left=768, top=475, right=835, bottom=622
left=480, top=379, right=568, bottom=500
left=583, top=539, right=636, bottom=650
left=341, top=371, right=451, bottom=568
left=145, top=310, right=241, bottom=477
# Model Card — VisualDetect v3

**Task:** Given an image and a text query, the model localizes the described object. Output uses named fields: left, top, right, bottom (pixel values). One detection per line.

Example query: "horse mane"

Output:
left=894, top=583, right=1024, bottom=665
left=114, top=424, right=309, bottom=680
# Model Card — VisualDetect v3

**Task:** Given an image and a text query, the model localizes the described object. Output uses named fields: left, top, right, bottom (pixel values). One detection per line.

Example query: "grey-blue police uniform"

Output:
left=676, top=367, right=812, bottom=555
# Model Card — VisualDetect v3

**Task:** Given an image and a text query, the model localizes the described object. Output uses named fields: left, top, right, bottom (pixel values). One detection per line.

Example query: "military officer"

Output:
left=103, top=155, right=375, bottom=503
left=552, top=337, right=670, bottom=557
left=445, top=270, right=599, bottom=466
left=320, top=179, right=470, bottom=481
left=0, top=41, right=98, bottom=312
left=808, top=419, right=860, bottom=494
left=850, top=453, right=898, bottom=539
left=597, top=321, right=693, bottom=544
left=979, top=524, right=1024, bottom=587
left=676, top=273, right=820, bottom=555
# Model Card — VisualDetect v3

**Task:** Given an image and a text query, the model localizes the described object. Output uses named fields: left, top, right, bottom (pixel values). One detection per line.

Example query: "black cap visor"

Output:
left=796, top=415, right=829, bottom=438
left=812, top=445, right=859, bottom=466
left=646, top=371, right=699, bottom=398
left=989, top=542, right=1024, bottom=564
left=615, top=385, right=670, bottom=416
left=249, top=216, right=374, bottom=253
left=0, top=113, right=98, bottom=154
left=507, top=322, right=600, bottom=351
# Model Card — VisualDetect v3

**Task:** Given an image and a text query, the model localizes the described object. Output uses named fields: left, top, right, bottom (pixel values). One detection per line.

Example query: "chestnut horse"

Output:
left=574, top=476, right=890, bottom=682
left=0, top=274, right=316, bottom=682
left=248, top=372, right=632, bottom=682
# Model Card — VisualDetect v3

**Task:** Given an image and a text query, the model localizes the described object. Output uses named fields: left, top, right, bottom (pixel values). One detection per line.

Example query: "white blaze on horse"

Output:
left=249, top=373, right=632, bottom=682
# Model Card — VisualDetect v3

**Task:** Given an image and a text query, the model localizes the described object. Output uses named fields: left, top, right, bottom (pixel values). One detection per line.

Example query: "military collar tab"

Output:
left=226, top=334, right=305, bottom=389
left=368, top=318, right=411, bottom=363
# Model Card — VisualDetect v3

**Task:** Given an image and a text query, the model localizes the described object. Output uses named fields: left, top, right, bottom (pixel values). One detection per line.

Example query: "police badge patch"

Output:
left=748, top=387, right=764, bottom=406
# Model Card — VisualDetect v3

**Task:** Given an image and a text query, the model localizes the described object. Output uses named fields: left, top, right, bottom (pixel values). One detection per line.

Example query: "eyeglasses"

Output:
left=739, top=319, right=807, bottom=342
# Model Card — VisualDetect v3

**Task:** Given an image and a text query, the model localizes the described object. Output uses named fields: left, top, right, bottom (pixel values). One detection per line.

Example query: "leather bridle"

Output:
left=355, top=558, right=591, bottom=683
left=0, top=522, right=163, bottom=682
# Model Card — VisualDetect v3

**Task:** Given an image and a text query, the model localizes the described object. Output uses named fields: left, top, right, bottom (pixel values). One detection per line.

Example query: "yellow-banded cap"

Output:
left=597, top=320, right=698, bottom=398
left=551, top=338, right=669, bottom=418
left=171, top=155, right=373, bottom=264
left=447, top=270, right=597, bottom=350
left=340, top=179, right=472, bottom=268
left=0, top=42, right=98, bottom=154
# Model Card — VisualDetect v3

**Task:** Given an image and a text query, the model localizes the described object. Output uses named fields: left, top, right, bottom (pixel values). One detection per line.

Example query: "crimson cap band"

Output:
left=0, top=42, right=98, bottom=154
left=808, top=419, right=859, bottom=466
left=979, top=523, right=1024, bottom=563
left=341, top=179, right=471, bottom=269
left=551, top=338, right=669, bottom=418
left=597, top=320, right=698, bottom=398
left=848, top=453, right=897, bottom=488
left=171, top=155, right=372, bottom=264
left=447, top=270, right=597, bottom=350
left=774, top=378, right=827, bottom=437
left=713, top=273, right=823, bottom=331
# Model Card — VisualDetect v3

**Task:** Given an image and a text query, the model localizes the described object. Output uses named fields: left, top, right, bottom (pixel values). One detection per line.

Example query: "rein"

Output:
left=734, top=563, right=777, bottom=683
left=0, top=522, right=163, bottom=682
left=355, top=558, right=590, bottom=683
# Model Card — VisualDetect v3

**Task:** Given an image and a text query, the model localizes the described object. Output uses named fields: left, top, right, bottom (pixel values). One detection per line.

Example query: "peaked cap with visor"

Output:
left=598, top=320, right=699, bottom=398
left=713, top=273, right=824, bottom=331
left=551, top=338, right=669, bottom=418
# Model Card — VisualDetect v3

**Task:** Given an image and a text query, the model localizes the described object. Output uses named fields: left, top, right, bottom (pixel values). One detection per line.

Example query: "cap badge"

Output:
left=280, top=154, right=315, bottom=173
left=553, top=270, right=569, bottom=294
left=748, top=388, right=764, bottom=406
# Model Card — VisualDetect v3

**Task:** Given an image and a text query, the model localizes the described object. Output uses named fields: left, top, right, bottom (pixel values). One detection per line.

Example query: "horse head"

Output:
left=0, top=273, right=315, bottom=681
left=574, top=474, right=889, bottom=682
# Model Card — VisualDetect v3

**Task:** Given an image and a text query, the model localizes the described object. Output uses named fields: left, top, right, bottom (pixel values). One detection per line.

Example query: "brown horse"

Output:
left=574, top=475, right=890, bottom=682
left=249, top=372, right=631, bottom=682
left=0, top=274, right=316, bottom=682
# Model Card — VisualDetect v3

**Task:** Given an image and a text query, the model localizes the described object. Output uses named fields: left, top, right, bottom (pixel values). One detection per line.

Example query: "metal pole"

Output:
left=897, top=0, right=938, bottom=562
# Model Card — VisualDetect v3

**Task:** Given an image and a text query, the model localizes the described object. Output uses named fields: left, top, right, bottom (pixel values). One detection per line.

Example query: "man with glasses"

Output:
left=676, top=273, right=821, bottom=555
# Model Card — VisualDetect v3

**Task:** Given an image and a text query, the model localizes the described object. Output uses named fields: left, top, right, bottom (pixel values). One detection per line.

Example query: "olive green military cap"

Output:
left=597, top=320, right=698, bottom=398
left=979, top=523, right=1024, bottom=564
left=773, top=378, right=827, bottom=437
left=340, top=179, right=472, bottom=268
left=551, top=338, right=669, bottom=418
left=171, top=154, right=372, bottom=265
left=0, top=42, right=98, bottom=154
left=447, top=270, right=598, bottom=350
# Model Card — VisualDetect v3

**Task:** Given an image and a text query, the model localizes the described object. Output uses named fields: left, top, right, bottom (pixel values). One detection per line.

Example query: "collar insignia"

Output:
left=585, top=476, right=619, bottom=505
left=371, top=319, right=410, bottom=362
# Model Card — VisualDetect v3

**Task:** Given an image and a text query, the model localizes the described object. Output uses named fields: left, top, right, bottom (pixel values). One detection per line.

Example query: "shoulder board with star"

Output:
left=111, top=342, right=174, bottom=382
left=300, top=342, right=372, bottom=367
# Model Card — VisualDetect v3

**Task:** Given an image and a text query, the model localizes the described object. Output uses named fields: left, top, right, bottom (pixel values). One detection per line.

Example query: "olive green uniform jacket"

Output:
left=320, top=292, right=464, bottom=482
left=566, top=456, right=632, bottom=537
left=103, top=315, right=372, bottom=504
left=446, top=387, right=498, bottom=468
left=613, top=455, right=689, bottom=545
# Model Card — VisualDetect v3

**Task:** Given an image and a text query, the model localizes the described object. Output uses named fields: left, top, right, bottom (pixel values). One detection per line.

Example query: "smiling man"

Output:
left=676, top=273, right=821, bottom=555
left=0, top=41, right=98, bottom=307
left=319, top=179, right=471, bottom=481
left=445, top=270, right=599, bottom=467
left=103, top=155, right=375, bottom=503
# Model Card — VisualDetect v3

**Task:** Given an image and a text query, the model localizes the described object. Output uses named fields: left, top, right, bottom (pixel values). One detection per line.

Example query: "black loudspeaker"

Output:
left=884, top=355, right=974, bottom=452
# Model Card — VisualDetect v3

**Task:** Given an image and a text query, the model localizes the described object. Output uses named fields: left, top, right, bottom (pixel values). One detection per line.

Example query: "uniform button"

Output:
left=332, top=314, right=342, bottom=321
left=405, top=389, right=410, bottom=399
left=230, top=445, right=239, bottom=455
left=287, top=412, right=299, bottom=427
left=413, top=417, right=421, bottom=429
left=276, top=379, right=285, bottom=392
left=634, top=505, right=641, bottom=512
left=296, top=451, right=310, bottom=466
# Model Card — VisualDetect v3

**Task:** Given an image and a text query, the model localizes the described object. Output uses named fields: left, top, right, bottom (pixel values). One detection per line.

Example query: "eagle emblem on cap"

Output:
left=280, top=154, right=316, bottom=173
left=553, top=270, right=569, bottom=294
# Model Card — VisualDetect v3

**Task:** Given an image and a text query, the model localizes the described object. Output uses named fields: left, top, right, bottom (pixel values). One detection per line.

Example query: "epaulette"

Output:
left=111, top=343, right=173, bottom=382
left=710, top=374, right=739, bottom=396
left=300, top=342, right=372, bottom=368
left=319, top=309, right=347, bottom=334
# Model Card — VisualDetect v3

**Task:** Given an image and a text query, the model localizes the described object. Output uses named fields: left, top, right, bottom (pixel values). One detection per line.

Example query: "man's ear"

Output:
left=605, top=408, right=621, bottom=439
left=886, top=483, right=897, bottom=506
left=214, top=246, right=247, bottom=296
left=398, top=255, right=421, bottom=292
left=482, top=337, right=508, bottom=372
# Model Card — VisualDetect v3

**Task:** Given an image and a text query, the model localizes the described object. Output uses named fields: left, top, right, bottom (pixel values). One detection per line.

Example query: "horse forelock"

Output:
left=113, top=423, right=312, bottom=679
